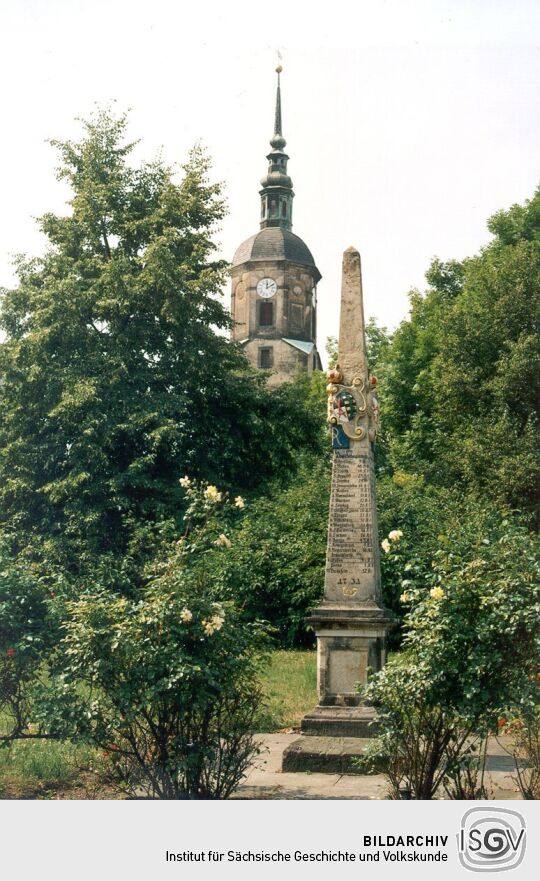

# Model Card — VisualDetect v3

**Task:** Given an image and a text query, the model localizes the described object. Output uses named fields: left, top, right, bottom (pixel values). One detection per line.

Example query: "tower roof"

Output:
left=232, top=226, right=320, bottom=278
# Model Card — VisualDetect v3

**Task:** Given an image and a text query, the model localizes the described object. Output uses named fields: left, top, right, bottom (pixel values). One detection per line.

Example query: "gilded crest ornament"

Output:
left=329, top=390, right=357, bottom=425
left=325, top=366, right=380, bottom=444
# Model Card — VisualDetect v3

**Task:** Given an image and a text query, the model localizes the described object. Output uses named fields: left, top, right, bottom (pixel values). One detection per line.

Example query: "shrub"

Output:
left=36, top=482, right=267, bottom=799
left=366, top=509, right=540, bottom=798
left=0, top=537, right=56, bottom=741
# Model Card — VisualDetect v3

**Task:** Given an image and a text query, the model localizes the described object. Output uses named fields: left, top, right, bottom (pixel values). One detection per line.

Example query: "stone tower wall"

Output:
left=231, top=259, right=319, bottom=384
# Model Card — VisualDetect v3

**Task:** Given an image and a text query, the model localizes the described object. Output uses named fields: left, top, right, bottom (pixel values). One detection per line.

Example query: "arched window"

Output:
left=282, top=202, right=287, bottom=217
left=259, top=301, right=274, bottom=327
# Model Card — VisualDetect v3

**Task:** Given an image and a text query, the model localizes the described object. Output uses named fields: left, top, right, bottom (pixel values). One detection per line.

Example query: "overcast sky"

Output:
left=1, top=0, right=539, bottom=362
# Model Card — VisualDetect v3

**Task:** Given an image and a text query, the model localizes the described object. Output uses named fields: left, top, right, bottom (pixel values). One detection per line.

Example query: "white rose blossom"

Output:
left=214, top=533, right=232, bottom=548
left=204, top=485, right=222, bottom=503
left=202, top=613, right=225, bottom=636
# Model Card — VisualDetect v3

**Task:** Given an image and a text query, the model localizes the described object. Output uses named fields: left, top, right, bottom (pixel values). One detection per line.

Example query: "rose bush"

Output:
left=34, top=482, right=268, bottom=799
left=366, top=509, right=540, bottom=799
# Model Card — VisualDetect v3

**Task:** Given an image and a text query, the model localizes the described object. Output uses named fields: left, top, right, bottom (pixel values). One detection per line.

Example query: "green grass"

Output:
left=0, top=650, right=315, bottom=794
left=0, top=736, right=100, bottom=797
left=257, top=649, right=317, bottom=732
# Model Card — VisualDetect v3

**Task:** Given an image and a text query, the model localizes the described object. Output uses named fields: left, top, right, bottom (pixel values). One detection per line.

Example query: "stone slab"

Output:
left=301, top=704, right=379, bottom=737
left=282, top=735, right=375, bottom=774
left=232, top=734, right=523, bottom=800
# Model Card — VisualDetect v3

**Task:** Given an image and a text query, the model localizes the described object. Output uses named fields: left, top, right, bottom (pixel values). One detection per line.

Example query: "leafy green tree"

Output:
left=431, top=194, right=540, bottom=517
left=379, top=259, right=463, bottom=473
left=381, top=189, right=540, bottom=520
left=0, top=109, right=317, bottom=577
left=365, top=316, right=391, bottom=377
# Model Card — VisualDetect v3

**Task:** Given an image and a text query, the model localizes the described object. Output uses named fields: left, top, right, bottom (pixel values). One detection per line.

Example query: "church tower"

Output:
left=231, top=67, right=322, bottom=385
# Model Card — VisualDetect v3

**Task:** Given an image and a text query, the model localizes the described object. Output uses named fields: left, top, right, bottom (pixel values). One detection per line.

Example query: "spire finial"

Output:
left=274, top=64, right=283, bottom=138
left=270, top=63, right=286, bottom=150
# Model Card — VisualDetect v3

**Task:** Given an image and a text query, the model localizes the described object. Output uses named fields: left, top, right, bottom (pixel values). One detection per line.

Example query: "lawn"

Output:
left=0, top=731, right=114, bottom=799
left=256, top=649, right=317, bottom=732
left=0, top=650, right=316, bottom=797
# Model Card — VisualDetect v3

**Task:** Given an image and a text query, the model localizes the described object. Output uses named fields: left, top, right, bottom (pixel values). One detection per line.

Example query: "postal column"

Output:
left=302, top=246, right=393, bottom=737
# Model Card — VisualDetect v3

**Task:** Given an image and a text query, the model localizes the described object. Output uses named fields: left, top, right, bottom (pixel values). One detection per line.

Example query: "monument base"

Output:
left=281, top=704, right=381, bottom=773
left=282, top=735, right=380, bottom=775
left=309, top=602, right=394, bottom=707
left=280, top=603, right=393, bottom=774
left=301, top=703, right=379, bottom=737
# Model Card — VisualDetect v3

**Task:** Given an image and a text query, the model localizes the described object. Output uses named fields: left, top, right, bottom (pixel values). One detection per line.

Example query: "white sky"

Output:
left=1, top=0, right=539, bottom=363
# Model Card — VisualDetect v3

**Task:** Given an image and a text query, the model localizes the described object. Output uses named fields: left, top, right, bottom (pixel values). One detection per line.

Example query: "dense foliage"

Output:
left=380, top=189, right=540, bottom=521
left=366, top=511, right=540, bottom=798
left=28, top=483, right=267, bottom=798
left=0, top=539, right=55, bottom=741
left=0, top=110, right=321, bottom=582
left=212, top=455, right=330, bottom=646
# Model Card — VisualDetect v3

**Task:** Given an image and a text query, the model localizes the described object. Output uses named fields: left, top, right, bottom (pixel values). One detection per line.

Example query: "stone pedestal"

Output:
left=298, top=603, right=392, bottom=746
left=301, top=604, right=390, bottom=737
left=282, top=246, right=393, bottom=773
left=311, top=605, right=389, bottom=703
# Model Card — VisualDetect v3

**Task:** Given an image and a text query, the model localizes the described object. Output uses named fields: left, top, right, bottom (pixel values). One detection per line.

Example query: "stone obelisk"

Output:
left=293, top=247, right=393, bottom=751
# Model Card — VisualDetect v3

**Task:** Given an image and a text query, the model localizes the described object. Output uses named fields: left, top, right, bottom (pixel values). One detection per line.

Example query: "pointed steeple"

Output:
left=272, top=66, right=284, bottom=147
left=259, top=65, right=294, bottom=230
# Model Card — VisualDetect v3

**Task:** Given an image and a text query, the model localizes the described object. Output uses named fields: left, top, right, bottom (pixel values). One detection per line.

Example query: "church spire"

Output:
left=273, top=66, right=284, bottom=144
left=259, top=65, right=294, bottom=230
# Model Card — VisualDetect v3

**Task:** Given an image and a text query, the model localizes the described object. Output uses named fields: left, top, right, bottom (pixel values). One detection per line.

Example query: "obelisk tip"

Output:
left=343, top=246, right=361, bottom=273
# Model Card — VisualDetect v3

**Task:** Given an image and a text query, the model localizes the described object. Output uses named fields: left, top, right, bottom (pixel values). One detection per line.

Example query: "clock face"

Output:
left=257, top=277, right=277, bottom=298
